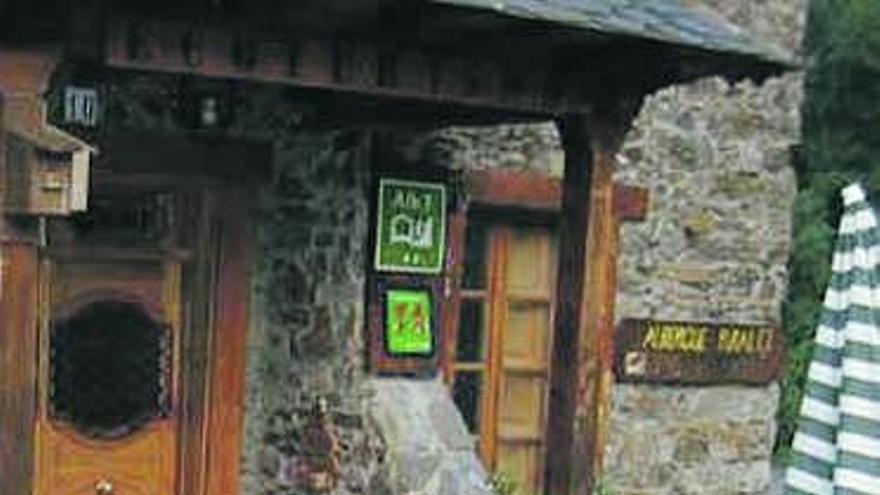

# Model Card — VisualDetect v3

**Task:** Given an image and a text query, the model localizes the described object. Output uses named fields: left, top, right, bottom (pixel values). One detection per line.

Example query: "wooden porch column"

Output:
left=546, top=108, right=635, bottom=495
left=0, top=229, right=40, bottom=495
left=0, top=91, right=39, bottom=495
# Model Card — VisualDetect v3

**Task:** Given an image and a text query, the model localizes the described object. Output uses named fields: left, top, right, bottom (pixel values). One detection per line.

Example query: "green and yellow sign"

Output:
left=375, top=178, right=446, bottom=274
left=385, top=289, right=434, bottom=356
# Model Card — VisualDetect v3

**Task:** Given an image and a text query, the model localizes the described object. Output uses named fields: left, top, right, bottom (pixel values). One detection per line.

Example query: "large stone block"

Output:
left=368, top=377, right=491, bottom=495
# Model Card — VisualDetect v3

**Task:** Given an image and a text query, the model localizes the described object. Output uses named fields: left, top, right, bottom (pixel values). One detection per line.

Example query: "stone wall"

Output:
left=607, top=78, right=801, bottom=495
left=101, top=74, right=494, bottom=495
left=400, top=2, right=806, bottom=494
left=242, top=129, right=496, bottom=495
left=606, top=0, right=806, bottom=492
left=242, top=130, right=393, bottom=495
left=80, top=0, right=807, bottom=489
left=103, top=80, right=398, bottom=495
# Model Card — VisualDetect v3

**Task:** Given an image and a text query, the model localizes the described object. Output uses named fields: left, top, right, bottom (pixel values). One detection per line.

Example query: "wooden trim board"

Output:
left=464, top=169, right=648, bottom=222
left=0, top=242, right=39, bottom=495
left=203, top=186, right=253, bottom=495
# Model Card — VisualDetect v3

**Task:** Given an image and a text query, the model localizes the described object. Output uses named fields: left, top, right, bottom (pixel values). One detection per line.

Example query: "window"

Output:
left=450, top=219, right=557, bottom=494
left=50, top=299, right=171, bottom=440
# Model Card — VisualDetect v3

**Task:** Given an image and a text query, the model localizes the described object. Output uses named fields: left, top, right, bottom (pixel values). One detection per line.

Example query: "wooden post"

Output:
left=204, top=185, right=253, bottom=495
left=0, top=93, right=4, bottom=208
left=442, top=206, right=468, bottom=385
left=545, top=114, right=595, bottom=495
left=586, top=142, right=619, bottom=484
left=1, top=91, right=42, bottom=495
left=0, top=242, right=39, bottom=495
left=546, top=104, right=639, bottom=495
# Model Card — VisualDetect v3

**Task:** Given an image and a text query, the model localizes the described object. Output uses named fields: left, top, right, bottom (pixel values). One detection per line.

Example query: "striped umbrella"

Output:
left=786, top=182, right=880, bottom=495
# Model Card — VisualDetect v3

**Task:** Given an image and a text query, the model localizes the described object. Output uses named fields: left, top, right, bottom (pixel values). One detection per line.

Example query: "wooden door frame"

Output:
left=450, top=222, right=557, bottom=492
left=442, top=167, right=648, bottom=495
left=92, top=134, right=264, bottom=495
left=0, top=131, right=262, bottom=495
left=0, top=237, right=40, bottom=495
left=202, top=184, right=253, bottom=495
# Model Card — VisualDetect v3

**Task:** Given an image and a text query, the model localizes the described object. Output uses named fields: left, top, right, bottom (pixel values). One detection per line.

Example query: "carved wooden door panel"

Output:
left=33, top=185, right=189, bottom=495
left=35, top=258, right=180, bottom=495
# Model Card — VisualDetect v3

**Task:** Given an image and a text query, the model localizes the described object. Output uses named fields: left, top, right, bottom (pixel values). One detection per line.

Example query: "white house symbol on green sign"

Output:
left=375, top=178, right=446, bottom=274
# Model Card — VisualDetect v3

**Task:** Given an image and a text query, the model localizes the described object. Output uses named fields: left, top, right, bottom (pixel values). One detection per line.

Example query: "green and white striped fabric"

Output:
left=785, top=183, right=880, bottom=495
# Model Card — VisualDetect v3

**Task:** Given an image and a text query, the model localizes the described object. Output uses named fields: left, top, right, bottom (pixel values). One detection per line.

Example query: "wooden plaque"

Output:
left=614, top=319, right=783, bottom=385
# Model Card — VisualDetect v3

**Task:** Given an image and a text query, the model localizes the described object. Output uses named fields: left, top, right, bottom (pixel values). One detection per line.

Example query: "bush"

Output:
left=778, top=0, right=880, bottom=454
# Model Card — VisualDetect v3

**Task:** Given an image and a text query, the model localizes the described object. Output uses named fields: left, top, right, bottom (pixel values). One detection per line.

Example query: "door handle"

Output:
left=95, top=479, right=114, bottom=495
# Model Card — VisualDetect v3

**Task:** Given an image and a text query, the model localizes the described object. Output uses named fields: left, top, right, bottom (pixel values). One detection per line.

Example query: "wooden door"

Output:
left=35, top=257, right=181, bottom=495
left=17, top=155, right=256, bottom=495
left=450, top=221, right=557, bottom=494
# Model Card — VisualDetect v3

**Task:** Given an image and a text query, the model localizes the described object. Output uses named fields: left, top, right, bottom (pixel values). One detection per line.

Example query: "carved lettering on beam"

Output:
left=377, top=49, right=399, bottom=89
left=286, top=40, right=302, bottom=77
left=501, top=65, right=525, bottom=105
left=397, top=51, right=431, bottom=94
left=348, top=43, right=379, bottom=87
left=430, top=56, right=466, bottom=99
left=180, top=22, right=204, bottom=67
left=298, top=39, right=335, bottom=86
left=106, top=18, right=588, bottom=114
left=257, top=36, right=290, bottom=78
left=462, top=58, right=481, bottom=98
left=124, top=21, right=154, bottom=62
left=230, top=31, right=259, bottom=71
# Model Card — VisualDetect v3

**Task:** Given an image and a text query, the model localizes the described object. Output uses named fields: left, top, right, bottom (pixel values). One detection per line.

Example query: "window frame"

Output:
left=441, top=168, right=649, bottom=494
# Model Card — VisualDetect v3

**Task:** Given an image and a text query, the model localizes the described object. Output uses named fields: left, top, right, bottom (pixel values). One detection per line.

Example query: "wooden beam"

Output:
left=0, top=89, right=38, bottom=495
left=545, top=115, right=594, bottom=495
left=583, top=144, right=619, bottom=486
left=578, top=103, right=645, bottom=490
left=546, top=105, right=637, bottom=494
left=464, top=168, right=649, bottom=222
left=441, top=207, right=467, bottom=385
left=204, top=185, right=252, bottom=495
left=0, top=93, right=5, bottom=209
left=177, top=189, right=218, bottom=495
left=465, top=169, right=561, bottom=212
left=104, top=17, right=591, bottom=117
left=98, top=131, right=271, bottom=180
left=0, top=242, right=39, bottom=495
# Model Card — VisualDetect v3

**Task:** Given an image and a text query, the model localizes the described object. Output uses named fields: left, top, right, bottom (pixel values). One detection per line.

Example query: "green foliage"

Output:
left=591, top=478, right=618, bottom=495
left=489, top=472, right=520, bottom=495
left=778, top=0, right=880, bottom=453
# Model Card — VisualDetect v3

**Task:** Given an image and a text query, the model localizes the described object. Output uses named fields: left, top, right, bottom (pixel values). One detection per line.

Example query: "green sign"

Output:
left=375, top=178, right=446, bottom=274
left=385, top=289, right=434, bottom=355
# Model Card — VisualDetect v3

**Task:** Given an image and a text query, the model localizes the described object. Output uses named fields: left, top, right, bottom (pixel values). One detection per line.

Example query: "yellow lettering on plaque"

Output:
left=717, top=327, right=771, bottom=354
left=641, top=323, right=708, bottom=353
left=641, top=325, right=661, bottom=350
left=757, top=328, right=774, bottom=354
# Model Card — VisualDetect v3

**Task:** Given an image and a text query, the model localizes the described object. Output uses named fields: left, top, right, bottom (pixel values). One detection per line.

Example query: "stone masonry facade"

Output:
left=401, top=2, right=806, bottom=494
left=103, top=81, right=397, bottom=495
left=102, top=72, right=494, bottom=495
left=607, top=2, right=805, bottom=493
left=242, top=130, right=391, bottom=495
left=4, top=0, right=804, bottom=492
